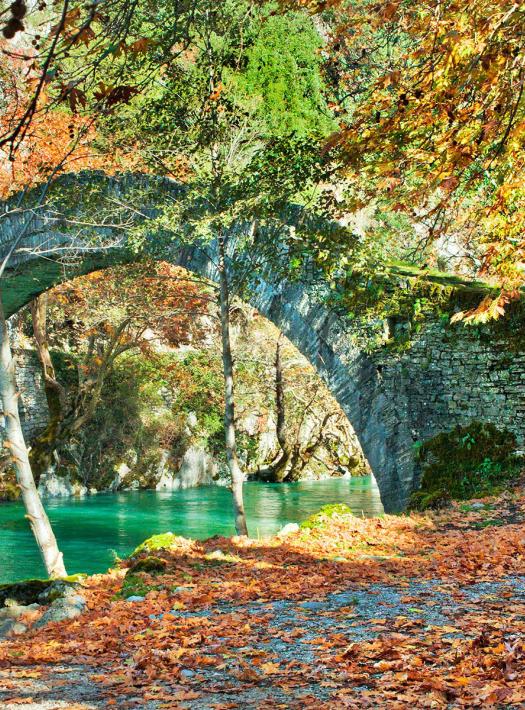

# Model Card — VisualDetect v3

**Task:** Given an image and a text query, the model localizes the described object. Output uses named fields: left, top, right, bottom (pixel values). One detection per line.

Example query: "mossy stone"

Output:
left=0, top=574, right=87, bottom=608
left=300, top=503, right=353, bottom=530
left=409, top=421, right=521, bottom=510
left=0, top=579, right=51, bottom=607
left=128, top=556, right=167, bottom=574
left=129, top=532, right=183, bottom=558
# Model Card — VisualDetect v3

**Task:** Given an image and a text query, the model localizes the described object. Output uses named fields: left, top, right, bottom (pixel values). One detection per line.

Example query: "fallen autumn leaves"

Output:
left=1, top=486, right=525, bottom=709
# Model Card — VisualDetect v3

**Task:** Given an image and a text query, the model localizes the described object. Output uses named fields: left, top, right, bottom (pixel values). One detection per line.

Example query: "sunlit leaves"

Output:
left=281, top=0, right=525, bottom=307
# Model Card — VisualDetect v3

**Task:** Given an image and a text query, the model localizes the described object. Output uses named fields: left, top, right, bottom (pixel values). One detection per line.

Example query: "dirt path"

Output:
left=2, top=573, right=524, bottom=709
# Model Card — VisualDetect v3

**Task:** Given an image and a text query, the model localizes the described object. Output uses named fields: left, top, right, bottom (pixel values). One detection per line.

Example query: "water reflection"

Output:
left=0, top=476, right=383, bottom=583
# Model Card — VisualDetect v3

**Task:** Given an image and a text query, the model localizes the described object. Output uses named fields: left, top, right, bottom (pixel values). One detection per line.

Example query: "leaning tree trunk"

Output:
left=218, top=232, right=248, bottom=536
left=30, top=294, right=66, bottom=416
left=0, top=294, right=67, bottom=578
left=30, top=301, right=131, bottom=481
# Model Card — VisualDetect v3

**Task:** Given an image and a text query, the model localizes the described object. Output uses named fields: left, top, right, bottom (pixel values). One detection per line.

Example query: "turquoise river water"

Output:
left=0, top=477, right=383, bottom=583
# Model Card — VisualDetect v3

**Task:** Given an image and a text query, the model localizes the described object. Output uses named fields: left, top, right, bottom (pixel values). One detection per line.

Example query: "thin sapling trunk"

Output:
left=0, top=292, right=67, bottom=578
left=218, top=232, right=248, bottom=536
left=257, top=336, right=291, bottom=482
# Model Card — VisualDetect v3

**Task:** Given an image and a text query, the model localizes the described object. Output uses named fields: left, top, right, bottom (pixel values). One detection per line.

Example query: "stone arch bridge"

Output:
left=2, top=173, right=524, bottom=512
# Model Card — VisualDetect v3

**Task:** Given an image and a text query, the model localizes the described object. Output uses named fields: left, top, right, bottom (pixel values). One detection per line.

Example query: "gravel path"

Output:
left=2, top=575, right=524, bottom=709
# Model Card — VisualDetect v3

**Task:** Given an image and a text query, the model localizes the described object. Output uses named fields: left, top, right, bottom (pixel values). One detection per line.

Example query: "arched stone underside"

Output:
left=2, top=173, right=524, bottom=513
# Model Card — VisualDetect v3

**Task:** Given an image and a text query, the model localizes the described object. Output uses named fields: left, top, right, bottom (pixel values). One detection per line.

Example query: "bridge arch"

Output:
left=4, top=172, right=522, bottom=513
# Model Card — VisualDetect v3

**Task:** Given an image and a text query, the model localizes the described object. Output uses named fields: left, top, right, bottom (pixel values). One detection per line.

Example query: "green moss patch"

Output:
left=409, top=422, right=522, bottom=511
left=300, top=503, right=353, bottom=530
left=117, top=574, right=159, bottom=599
left=129, top=532, right=183, bottom=558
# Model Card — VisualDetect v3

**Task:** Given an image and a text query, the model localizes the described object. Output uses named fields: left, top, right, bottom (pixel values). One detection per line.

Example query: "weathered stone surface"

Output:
left=0, top=602, right=39, bottom=621
left=0, top=618, right=18, bottom=639
left=0, top=614, right=29, bottom=638
left=6, top=348, right=49, bottom=442
left=2, top=172, right=523, bottom=512
left=9, top=622, right=27, bottom=636
left=37, top=470, right=88, bottom=499
left=34, top=594, right=86, bottom=628
left=0, top=579, right=51, bottom=607
left=156, top=445, right=217, bottom=491
left=37, top=580, right=82, bottom=605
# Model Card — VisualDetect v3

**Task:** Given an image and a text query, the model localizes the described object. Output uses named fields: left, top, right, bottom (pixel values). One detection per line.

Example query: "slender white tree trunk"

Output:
left=218, top=233, right=248, bottom=536
left=0, top=294, right=67, bottom=578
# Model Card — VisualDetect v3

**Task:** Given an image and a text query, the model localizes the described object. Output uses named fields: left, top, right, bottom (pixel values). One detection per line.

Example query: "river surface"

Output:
left=0, top=477, right=383, bottom=583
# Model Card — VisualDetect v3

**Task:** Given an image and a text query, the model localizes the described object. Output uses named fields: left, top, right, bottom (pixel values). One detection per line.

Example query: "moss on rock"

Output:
left=408, top=490, right=452, bottom=512
left=0, top=579, right=51, bottom=607
left=0, top=575, right=85, bottom=607
left=129, top=532, right=183, bottom=558
left=128, top=556, right=167, bottom=575
left=118, top=573, right=158, bottom=599
left=300, top=503, right=353, bottom=530
left=409, top=421, right=521, bottom=511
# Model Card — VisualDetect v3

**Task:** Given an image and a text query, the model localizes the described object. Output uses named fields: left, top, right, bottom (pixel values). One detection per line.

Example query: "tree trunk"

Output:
left=30, top=294, right=66, bottom=414
left=257, top=337, right=292, bottom=482
left=0, top=293, right=67, bottom=578
left=283, top=411, right=338, bottom=483
left=274, top=336, right=287, bottom=452
left=218, top=232, right=248, bottom=536
left=30, top=305, right=131, bottom=481
left=29, top=294, right=68, bottom=481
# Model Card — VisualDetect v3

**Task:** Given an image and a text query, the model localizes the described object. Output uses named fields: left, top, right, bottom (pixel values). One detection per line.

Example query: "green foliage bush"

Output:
left=0, top=468, right=19, bottom=501
left=235, top=12, right=335, bottom=138
left=409, top=421, right=521, bottom=511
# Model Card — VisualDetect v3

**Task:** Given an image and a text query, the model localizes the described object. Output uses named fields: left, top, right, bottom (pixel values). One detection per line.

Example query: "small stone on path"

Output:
left=34, top=594, right=86, bottom=628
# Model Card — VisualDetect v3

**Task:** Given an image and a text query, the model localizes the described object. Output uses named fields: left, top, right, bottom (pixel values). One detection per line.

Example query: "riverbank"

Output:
left=1, top=484, right=525, bottom=708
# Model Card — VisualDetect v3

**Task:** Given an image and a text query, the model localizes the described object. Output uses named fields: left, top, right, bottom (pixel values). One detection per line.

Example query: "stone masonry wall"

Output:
left=10, top=316, right=525, bottom=512
left=12, top=349, right=49, bottom=442
left=384, top=323, right=525, bottom=470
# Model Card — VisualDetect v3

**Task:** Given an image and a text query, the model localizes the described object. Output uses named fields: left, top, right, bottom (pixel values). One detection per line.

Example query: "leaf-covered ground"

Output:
left=1, top=487, right=525, bottom=709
